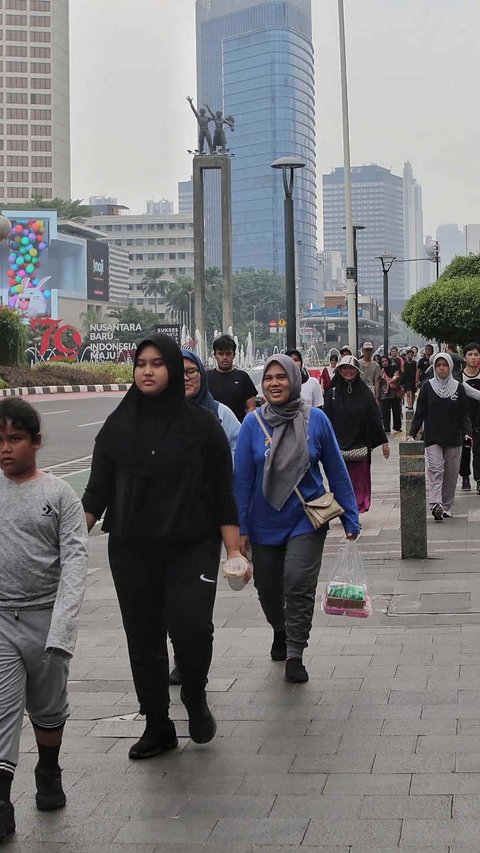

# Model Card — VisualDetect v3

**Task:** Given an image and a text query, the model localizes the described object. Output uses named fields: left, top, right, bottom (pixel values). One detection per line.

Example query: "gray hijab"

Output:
left=429, top=352, right=458, bottom=399
left=261, top=354, right=310, bottom=511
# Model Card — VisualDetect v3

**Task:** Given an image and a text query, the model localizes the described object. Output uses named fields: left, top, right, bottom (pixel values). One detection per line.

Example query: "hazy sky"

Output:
left=70, top=0, right=480, bottom=240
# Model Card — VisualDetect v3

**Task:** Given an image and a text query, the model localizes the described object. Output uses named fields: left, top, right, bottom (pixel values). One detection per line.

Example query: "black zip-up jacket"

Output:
left=410, top=381, right=471, bottom=447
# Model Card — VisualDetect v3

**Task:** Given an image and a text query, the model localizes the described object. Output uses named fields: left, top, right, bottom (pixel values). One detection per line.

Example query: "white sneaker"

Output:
left=443, top=509, right=453, bottom=518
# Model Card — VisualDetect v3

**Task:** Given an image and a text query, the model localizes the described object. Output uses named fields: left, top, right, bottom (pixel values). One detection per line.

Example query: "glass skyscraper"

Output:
left=196, top=0, right=317, bottom=305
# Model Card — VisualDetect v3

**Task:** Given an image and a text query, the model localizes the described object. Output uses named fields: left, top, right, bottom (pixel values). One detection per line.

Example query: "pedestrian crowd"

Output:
left=0, top=330, right=478, bottom=841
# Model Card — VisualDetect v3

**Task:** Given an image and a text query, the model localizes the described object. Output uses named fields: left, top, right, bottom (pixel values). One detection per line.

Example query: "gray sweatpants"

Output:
left=425, top=444, right=462, bottom=511
left=0, top=608, right=70, bottom=774
left=251, top=530, right=327, bottom=659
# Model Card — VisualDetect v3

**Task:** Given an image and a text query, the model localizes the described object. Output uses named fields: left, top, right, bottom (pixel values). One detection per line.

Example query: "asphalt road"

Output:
left=34, top=393, right=124, bottom=468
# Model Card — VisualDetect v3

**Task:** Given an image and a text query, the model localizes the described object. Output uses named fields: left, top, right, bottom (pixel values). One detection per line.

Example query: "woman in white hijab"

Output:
left=409, top=352, right=472, bottom=520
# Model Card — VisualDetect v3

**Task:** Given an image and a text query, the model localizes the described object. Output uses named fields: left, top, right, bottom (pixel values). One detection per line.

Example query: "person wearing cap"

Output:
left=324, top=356, right=390, bottom=513
left=359, top=342, right=381, bottom=400
left=339, top=345, right=352, bottom=357
left=285, top=348, right=323, bottom=408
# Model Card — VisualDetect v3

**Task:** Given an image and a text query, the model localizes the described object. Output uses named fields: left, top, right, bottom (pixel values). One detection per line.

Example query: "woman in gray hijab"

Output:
left=234, top=354, right=360, bottom=684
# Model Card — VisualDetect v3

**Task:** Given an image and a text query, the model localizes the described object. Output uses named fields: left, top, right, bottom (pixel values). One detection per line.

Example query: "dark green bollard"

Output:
left=399, top=440, right=427, bottom=559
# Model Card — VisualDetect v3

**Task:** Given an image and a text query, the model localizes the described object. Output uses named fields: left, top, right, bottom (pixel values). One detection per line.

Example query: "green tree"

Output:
left=402, top=254, right=480, bottom=345
left=107, top=304, right=160, bottom=342
left=141, top=269, right=166, bottom=316
left=4, top=198, right=92, bottom=222
left=0, top=307, right=27, bottom=365
left=79, top=307, right=101, bottom=342
left=232, top=268, right=286, bottom=348
left=164, top=275, right=194, bottom=318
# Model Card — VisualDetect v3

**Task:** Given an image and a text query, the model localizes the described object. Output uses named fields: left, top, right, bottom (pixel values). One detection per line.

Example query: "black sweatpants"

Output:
left=381, top=397, right=402, bottom=432
left=108, top=535, right=221, bottom=718
left=460, top=425, right=480, bottom=481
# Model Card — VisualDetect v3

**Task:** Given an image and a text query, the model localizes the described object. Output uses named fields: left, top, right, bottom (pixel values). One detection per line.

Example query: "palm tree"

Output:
left=141, top=269, right=165, bottom=316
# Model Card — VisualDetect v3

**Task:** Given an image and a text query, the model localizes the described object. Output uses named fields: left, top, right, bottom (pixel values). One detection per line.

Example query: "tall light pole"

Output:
left=188, top=289, right=194, bottom=334
left=343, top=223, right=365, bottom=353
left=337, top=0, right=356, bottom=353
left=252, top=300, right=273, bottom=363
left=376, top=254, right=396, bottom=356
left=271, top=155, right=305, bottom=349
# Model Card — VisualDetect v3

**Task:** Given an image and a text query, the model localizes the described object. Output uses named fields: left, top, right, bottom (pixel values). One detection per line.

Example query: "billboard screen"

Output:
left=87, top=240, right=109, bottom=301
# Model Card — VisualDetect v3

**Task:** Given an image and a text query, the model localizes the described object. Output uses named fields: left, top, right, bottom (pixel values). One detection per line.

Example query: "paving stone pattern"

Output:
left=10, top=441, right=480, bottom=850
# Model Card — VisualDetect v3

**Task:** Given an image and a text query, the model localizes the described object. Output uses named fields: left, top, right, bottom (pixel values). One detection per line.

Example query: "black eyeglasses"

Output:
left=184, top=367, right=200, bottom=378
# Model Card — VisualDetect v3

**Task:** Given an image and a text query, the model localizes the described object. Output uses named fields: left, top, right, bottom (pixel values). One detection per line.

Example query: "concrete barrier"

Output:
left=399, top=440, right=427, bottom=559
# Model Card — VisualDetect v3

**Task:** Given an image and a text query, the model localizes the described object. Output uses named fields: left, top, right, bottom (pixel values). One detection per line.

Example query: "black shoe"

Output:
left=35, top=766, right=66, bottom=811
left=431, top=503, right=444, bottom=521
left=0, top=801, right=14, bottom=840
left=285, top=658, right=309, bottom=683
left=128, top=718, right=178, bottom=760
left=477, top=481, right=480, bottom=495
left=270, top=629, right=287, bottom=661
left=169, top=664, right=182, bottom=686
left=181, top=690, right=216, bottom=744
left=462, top=477, right=471, bottom=490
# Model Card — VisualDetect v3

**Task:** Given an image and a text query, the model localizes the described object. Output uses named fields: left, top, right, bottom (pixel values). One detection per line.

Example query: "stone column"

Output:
left=399, top=440, right=427, bottom=559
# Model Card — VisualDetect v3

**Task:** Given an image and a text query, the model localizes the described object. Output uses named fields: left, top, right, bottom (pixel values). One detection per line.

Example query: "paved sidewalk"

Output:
left=9, top=441, right=480, bottom=851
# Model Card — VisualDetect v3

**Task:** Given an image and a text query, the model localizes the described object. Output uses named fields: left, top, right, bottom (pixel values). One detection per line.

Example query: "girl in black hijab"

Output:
left=324, top=356, right=390, bottom=513
left=82, top=333, right=240, bottom=757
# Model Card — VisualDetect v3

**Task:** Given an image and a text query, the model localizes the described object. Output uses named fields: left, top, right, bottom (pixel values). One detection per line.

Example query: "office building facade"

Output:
left=196, top=0, right=317, bottom=305
left=178, top=177, right=193, bottom=216
left=403, top=161, right=425, bottom=297
left=0, top=0, right=70, bottom=203
left=88, top=213, right=194, bottom=311
left=436, top=223, right=464, bottom=269
left=323, top=164, right=405, bottom=307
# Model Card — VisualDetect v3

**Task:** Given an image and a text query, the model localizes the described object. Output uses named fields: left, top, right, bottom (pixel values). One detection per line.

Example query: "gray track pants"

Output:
left=0, top=608, right=70, bottom=773
left=251, top=529, right=327, bottom=659
left=425, top=444, right=462, bottom=511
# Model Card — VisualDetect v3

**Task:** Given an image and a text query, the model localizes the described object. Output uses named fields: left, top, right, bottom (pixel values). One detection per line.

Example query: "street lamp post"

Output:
left=252, top=300, right=273, bottom=363
left=271, top=156, right=305, bottom=349
left=376, top=254, right=396, bottom=356
left=343, top=223, right=365, bottom=353
left=187, top=289, right=194, bottom=335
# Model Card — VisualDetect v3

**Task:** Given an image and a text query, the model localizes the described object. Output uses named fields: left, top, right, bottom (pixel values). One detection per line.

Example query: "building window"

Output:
left=6, top=60, right=26, bottom=71
left=29, top=15, right=50, bottom=25
left=33, top=186, right=51, bottom=198
left=30, top=92, right=50, bottom=103
left=169, top=253, right=176, bottom=260
left=7, top=186, right=28, bottom=198
left=6, top=107, right=26, bottom=118
left=6, top=122, right=27, bottom=133
left=31, top=171, right=51, bottom=182
left=7, top=170, right=28, bottom=181
left=6, top=1, right=27, bottom=9
left=30, top=46, right=50, bottom=57
left=6, top=76, right=27, bottom=86
left=7, top=154, right=27, bottom=165
left=30, top=61, right=49, bottom=73
left=30, top=108, right=50, bottom=119
left=6, top=30, right=28, bottom=40
left=30, top=30, right=50, bottom=42
left=31, top=76, right=50, bottom=88
left=30, top=124, right=51, bottom=135
left=31, top=139, right=50, bottom=150
left=31, top=154, right=50, bottom=166
left=7, top=138, right=27, bottom=149
left=30, top=1, right=50, bottom=9
left=6, top=14, right=27, bottom=24
left=6, top=45, right=27, bottom=56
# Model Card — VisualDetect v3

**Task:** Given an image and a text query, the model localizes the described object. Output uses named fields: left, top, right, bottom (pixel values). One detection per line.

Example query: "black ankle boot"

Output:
left=35, top=765, right=66, bottom=811
left=285, top=658, right=309, bottom=683
left=128, top=716, right=178, bottom=760
left=270, top=629, right=287, bottom=661
left=181, top=689, right=216, bottom=744
left=0, top=801, right=15, bottom=839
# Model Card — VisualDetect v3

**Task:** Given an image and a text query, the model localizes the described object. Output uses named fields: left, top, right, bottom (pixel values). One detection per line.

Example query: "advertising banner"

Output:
left=87, top=240, right=109, bottom=302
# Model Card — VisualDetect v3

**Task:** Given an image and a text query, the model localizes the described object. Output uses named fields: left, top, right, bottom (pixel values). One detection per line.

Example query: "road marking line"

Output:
left=78, top=421, right=104, bottom=428
left=42, top=410, right=70, bottom=415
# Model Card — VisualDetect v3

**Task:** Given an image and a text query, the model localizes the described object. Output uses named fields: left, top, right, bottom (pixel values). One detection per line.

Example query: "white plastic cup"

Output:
left=224, top=556, right=250, bottom=591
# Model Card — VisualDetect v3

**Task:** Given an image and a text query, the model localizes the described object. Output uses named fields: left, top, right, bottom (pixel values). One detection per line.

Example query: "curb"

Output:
left=0, top=384, right=132, bottom=397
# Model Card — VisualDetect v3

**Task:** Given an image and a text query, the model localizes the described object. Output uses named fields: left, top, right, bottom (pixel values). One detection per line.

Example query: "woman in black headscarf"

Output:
left=82, top=334, right=241, bottom=757
left=324, top=356, right=390, bottom=513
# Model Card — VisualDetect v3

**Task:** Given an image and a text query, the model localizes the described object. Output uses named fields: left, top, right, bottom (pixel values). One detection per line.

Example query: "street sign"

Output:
left=278, top=318, right=287, bottom=328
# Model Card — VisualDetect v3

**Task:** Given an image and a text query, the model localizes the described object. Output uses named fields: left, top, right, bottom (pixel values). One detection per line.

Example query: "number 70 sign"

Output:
left=30, top=317, right=82, bottom=360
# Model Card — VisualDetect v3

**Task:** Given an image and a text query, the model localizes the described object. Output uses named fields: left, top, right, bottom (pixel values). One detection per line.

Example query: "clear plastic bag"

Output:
left=321, top=539, right=372, bottom=618
left=223, top=555, right=252, bottom=591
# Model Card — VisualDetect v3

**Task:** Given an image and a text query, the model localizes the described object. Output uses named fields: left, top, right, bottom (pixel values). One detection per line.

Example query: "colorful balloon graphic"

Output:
left=6, top=217, right=49, bottom=314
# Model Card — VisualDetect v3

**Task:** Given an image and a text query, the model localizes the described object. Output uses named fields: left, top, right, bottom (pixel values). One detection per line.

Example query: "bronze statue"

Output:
left=187, top=96, right=213, bottom=154
left=205, top=104, right=234, bottom=153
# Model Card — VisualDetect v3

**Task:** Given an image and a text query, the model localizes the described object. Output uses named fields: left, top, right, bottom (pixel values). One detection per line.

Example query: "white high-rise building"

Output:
left=0, top=0, right=70, bottom=203
left=403, top=162, right=425, bottom=296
